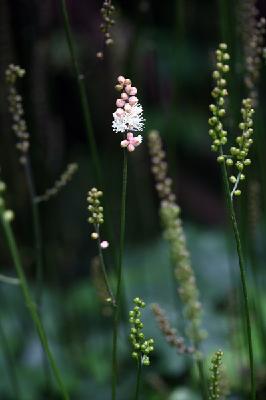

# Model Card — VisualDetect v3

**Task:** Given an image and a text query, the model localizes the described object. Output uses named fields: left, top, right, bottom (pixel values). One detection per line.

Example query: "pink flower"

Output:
left=121, top=93, right=128, bottom=100
left=120, top=132, right=143, bottom=152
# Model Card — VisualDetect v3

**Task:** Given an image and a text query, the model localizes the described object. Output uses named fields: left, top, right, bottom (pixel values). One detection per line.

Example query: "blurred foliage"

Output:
left=0, top=0, right=266, bottom=399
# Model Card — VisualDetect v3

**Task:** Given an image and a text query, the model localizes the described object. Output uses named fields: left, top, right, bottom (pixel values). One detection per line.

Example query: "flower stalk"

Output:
left=0, top=183, right=69, bottom=400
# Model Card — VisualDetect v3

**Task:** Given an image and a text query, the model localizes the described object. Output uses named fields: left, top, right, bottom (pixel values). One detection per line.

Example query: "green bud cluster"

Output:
left=208, top=350, right=224, bottom=400
left=160, top=203, right=206, bottom=345
left=129, top=297, right=154, bottom=366
left=208, top=43, right=230, bottom=153
left=0, top=180, right=15, bottom=223
left=87, top=188, right=104, bottom=225
left=209, top=44, right=255, bottom=198
left=228, top=98, right=254, bottom=196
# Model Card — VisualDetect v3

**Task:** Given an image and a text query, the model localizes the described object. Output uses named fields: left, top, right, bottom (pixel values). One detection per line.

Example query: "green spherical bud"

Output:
left=212, top=71, right=220, bottom=80
left=209, top=103, right=217, bottom=112
left=236, top=162, right=243, bottom=171
left=218, top=109, right=226, bottom=117
left=3, top=209, right=14, bottom=222
left=218, top=97, right=224, bottom=106
left=222, top=64, right=230, bottom=73
left=132, top=352, right=138, bottom=359
left=229, top=176, right=237, bottom=184
left=240, top=174, right=245, bottom=180
left=0, top=181, right=6, bottom=192
left=230, top=147, right=237, bottom=155
left=226, top=158, right=233, bottom=166
left=220, top=137, right=227, bottom=145
left=219, top=43, right=227, bottom=50
left=142, top=358, right=150, bottom=366
left=234, top=190, right=241, bottom=196
left=244, top=158, right=251, bottom=165
left=217, top=156, right=224, bottom=163
left=223, top=52, right=230, bottom=60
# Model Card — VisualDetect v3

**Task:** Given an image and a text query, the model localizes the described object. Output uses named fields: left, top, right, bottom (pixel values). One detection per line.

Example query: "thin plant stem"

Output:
left=0, top=320, right=20, bottom=398
left=60, top=0, right=120, bottom=286
left=220, top=148, right=255, bottom=400
left=134, top=357, right=142, bottom=400
left=60, top=0, right=101, bottom=185
left=95, top=225, right=115, bottom=305
left=112, top=149, right=128, bottom=400
left=23, top=159, right=52, bottom=389
left=0, top=211, right=70, bottom=400
left=196, top=357, right=208, bottom=400
left=24, top=159, right=43, bottom=307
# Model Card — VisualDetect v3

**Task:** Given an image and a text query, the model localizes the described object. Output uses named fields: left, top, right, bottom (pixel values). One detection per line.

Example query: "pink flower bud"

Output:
left=121, top=139, right=129, bottom=148
left=121, top=92, right=129, bottom=100
left=124, top=78, right=131, bottom=85
left=128, top=144, right=135, bottom=152
left=116, top=99, right=125, bottom=108
left=117, top=75, right=125, bottom=84
left=128, top=96, right=138, bottom=106
left=130, top=87, right=137, bottom=96
left=125, top=85, right=132, bottom=94
left=100, top=240, right=109, bottom=249
left=124, top=103, right=132, bottom=112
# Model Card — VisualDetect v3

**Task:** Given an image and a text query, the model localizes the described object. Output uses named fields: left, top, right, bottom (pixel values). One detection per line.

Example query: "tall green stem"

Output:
left=60, top=0, right=101, bottom=185
left=112, top=149, right=128, bottom=400
left=0, top=210, right=69, bottom=400
left=196, top=357, right=208, bottom=400
left=134, top=357, right=142, bottom=400
left=220, top=150, right=255, bottom=400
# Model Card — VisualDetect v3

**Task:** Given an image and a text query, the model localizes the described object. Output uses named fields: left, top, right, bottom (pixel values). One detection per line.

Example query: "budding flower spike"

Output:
left=129, top=297, right=154, bottom=367
left=208, top=43, right=255, bottom=199
left=112, top=76, right=145, bottom=151
left=87, top=188, right=115, bottom=306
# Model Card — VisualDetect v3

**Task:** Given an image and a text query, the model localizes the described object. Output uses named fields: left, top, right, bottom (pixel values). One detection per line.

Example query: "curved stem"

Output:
left=0, top=210, right=69, bottom=400
left=220, top=149, right=255, bottom=400
left=95, top=225, right=115, bottom=305
left=60, top=0, right=101, bottom=185
left=134, top=357, right=142, bottom=400
left=112, top=149, right=128, bottom=400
